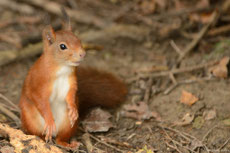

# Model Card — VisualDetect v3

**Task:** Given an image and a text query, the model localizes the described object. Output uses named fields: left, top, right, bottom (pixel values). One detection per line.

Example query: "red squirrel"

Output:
left=19, top=13, right=127, bottom=148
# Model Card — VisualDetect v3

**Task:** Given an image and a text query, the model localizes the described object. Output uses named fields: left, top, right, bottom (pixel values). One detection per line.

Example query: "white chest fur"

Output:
left=49, top=66, right=73, bottom=135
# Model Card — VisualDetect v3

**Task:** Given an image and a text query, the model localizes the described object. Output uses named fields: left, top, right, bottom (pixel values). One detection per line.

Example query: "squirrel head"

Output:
left=42, top=10, right=85, bottom=67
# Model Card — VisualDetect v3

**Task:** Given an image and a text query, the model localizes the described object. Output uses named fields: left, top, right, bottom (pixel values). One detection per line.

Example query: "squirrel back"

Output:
left=77, top=67, right=127, bottom=114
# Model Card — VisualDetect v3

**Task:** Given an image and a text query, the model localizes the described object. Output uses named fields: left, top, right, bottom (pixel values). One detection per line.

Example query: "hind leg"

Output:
left=20, top=97, right=44, bottom=137
left=55, top=114, right=80, bottom=148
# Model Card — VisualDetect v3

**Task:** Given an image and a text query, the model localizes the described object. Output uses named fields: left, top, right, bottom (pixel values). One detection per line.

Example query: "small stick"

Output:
left=170, top=40, right=183, bottom=56
left=208, top=24, right=230, bottom=36
left=0, top=0, right=34, bottom=14
left=127, top=60, right=218, bottom=83
left=82, top=133, right=94, bottom=153
left=143, top=78, right=153, bottom=103
left=164, top=77, right=217, bottom=95
left=165, top=141, right=183, bottom=153
left=22, top=0, right=107, bottom=28
left=218, top=137, right=230, bottom=151
left=169, top=72, right=177, bottom=85
left=177, top=11, right=218, bottom=64
left=202, top=125, right=218, bottom=142
left=88, top=134, right=125, bottom=153
left=0, top=93, right=20, bottom=113
left=0, top=104, right=20, bottom=126
left=162, top=127, right=195, bottom=153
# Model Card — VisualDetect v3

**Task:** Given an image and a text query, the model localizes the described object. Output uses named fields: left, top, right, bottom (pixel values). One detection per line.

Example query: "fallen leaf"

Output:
left=175, top=113, right=194, bottom=126
left=121, top=101, right=161, bottom=121
left=223, top=119, right=230, bottom=126
left=82, top=108, right=114, bottom=132
left=203, top=109, right=216, bottom=120
left=180, top=90, right=198, bottom=106
left=209, top=56, right=230, bottom=78
left=193, top=116, right=204, bottom=129
left=189, top=12, right=214, bottom=24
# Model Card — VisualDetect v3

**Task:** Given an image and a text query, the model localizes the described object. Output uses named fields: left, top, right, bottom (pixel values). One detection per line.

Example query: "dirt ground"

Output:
left=1, top=0, right=230, bottom=152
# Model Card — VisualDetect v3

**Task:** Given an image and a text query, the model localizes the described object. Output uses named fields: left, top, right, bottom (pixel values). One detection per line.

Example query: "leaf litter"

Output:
left=82, top=108, right=114, bottom=133
left=121, top=101, right=161, bottom=121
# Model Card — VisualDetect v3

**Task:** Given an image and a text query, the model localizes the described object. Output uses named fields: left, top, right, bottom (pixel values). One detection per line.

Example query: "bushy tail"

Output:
left=77, top=67, right=127, bottom=113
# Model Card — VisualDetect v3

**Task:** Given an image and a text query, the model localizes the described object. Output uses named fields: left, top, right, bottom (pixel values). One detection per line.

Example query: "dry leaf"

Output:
left=82, top=108, right=114, bottom=132
left=193, top=116, right=204, bottom=129
left=180, top=90, right=198, bottom=106
left=175, top=113, right=194, bottom=126
left=203, top=109, right=216, bottom=120
left=121, top=101, right=161, bottom=121
left=209, top=56, right=230, bottom=78
left=189, top=12, right=214, bottom=24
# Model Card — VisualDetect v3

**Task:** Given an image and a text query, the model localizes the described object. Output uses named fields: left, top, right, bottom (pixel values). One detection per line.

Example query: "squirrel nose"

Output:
left=79, top=51, right=86, bottom=58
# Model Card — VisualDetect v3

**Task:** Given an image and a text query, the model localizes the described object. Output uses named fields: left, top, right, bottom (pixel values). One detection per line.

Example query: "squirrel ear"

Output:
left=42, top=25, right=56, bottom=45
left=61, top=7, right=72, bottom=31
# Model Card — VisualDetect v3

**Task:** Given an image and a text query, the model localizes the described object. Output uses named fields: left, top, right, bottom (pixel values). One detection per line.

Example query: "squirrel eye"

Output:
left=60, top=44, right=67, bottom=50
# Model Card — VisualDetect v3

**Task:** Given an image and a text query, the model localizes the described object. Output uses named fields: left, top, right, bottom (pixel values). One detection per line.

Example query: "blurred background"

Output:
left=0, top=0, right=230, bottom=152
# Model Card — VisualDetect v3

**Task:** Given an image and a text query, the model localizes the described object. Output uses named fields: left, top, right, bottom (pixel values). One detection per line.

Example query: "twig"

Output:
left=143, top=78, right=153, bottom=103
left=162, top=127, right=195, bottom=153
left=127, top=60, right=218, bottom=83
left=0, top=0, right=34, bottom=14
left=164, top=84, right=179, bottom=95
left=0, top=42, right=43, bottom=66
left=208, top=24, right=230, bottom=36
left=22, top=0, right=108, bottom=28
left=0, top=104, right=20, bottom=126
left=0, top=93, right=20, bottom=113
left=177, top=11, right=218, bottom=64
left=170, top=40, right=183, bottom=56
left=88, top=133, right=125, bottom=153
left=162, top=126, right=210, bottom=153
left=202, top=125, right=218, bottom=142
left=218, top=137, right=230, bottom=151
left=165, top=141, right=183, bottom=153
left=162, top=128, right=183, bottom=153
left=0, top=42, right=102, bottom=67
left=169, top=72, right=177, bottom=85
left=164, top=77, right=217, bottom=95
left=98, top=136, right=133, bottom=148
left=82, top=133, right=94, bottom=153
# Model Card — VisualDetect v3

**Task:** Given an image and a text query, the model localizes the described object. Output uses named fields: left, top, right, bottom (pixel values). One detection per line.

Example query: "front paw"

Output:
left=68, top=105, right=78, bottom=127
left=42, top=119, right=56, bottom=142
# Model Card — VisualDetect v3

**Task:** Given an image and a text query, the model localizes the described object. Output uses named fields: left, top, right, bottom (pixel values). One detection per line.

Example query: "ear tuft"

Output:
left=42, top=25, right=56, bottom=45
left=61, top=7, right=72, bottom=31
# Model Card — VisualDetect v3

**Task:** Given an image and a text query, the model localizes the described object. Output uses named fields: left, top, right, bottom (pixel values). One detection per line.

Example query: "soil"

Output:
left=0, top=0, right=230, bottom=152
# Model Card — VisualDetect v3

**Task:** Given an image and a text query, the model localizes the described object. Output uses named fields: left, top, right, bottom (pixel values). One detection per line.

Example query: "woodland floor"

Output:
left=1, top=0, right=230, bottom=153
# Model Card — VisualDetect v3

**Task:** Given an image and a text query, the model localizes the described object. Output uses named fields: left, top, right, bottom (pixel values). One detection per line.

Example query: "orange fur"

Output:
left=19, top=11, right=127, bottom=148
left=77, top=67, right=127, bottom=114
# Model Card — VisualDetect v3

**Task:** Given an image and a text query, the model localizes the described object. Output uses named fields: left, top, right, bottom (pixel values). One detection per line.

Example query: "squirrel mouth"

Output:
left=69, top=61, right=81, bottom=66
